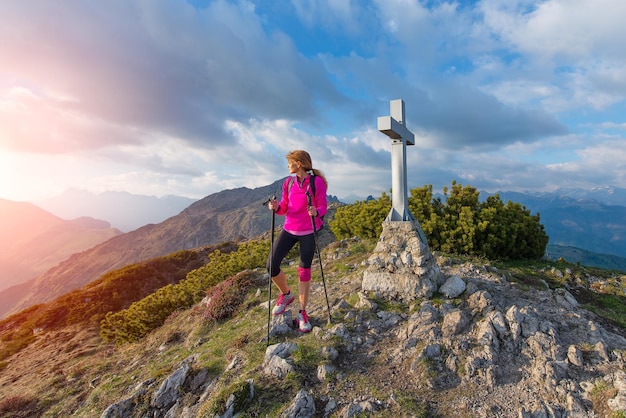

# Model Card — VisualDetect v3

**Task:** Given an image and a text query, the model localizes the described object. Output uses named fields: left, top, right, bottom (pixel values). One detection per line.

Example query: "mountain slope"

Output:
left=547, top=245, right=626, bottom=272
left=0, top=179, right=285, bottom=318
left=0, top=239, right=624, bottom=417
left=0, top=199, right=121, bottom=293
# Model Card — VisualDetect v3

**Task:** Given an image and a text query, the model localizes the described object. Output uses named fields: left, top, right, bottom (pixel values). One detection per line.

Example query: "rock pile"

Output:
left=362, top=220, right=442, bottom=300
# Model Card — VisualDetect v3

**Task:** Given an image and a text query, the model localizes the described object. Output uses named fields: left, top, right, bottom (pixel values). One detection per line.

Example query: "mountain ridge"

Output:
left=0, top=199, right=121, bottom=293
left=0, top=179, right=286, bottom=318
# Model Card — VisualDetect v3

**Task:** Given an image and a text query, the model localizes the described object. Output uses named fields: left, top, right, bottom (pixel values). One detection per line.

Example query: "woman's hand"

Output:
left=268, top=200, right=279, bottom=211
left=307, top=206, right=318, bottom=217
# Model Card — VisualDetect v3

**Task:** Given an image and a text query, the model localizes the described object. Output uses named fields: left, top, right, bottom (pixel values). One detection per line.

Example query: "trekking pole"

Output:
left=307, top=192, right=332, bottom=324
left=263, top=192, right=277, bottom=346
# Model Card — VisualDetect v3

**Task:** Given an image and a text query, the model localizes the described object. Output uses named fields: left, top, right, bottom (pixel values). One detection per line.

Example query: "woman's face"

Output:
left=288, top=159, right=300, bottom=173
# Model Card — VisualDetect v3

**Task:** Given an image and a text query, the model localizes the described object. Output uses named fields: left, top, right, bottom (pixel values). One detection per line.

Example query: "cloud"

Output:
left=1, top=0, right=626, bottom=202
left=0, top=86, right=142, bottom=153
left=485, top=0, right=626, bottom=60
left=0, top=0, right=342, bottom=154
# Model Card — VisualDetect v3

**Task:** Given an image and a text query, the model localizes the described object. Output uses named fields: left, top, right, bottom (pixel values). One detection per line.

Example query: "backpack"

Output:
left=287, top=174, right=324, bottom=223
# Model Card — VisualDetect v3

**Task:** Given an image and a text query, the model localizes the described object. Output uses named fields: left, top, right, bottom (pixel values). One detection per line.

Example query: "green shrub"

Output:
left=0, top=328, right=35, bottom=362
left=329, top=180, right=548, bottom=261
left=100, top=240, right=268, bottom=345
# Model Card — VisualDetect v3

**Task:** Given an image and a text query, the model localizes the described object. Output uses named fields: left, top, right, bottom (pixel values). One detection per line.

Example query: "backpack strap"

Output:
left=287, top=173, right=317, bottom=197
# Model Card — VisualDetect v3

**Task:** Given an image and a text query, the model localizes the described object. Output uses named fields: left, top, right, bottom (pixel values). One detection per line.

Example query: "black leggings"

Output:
left=267, top=230, right=316, bottom=277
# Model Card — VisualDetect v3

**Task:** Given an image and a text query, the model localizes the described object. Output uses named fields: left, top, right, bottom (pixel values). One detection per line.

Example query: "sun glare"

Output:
left=0, top=151, right=65, bottom=202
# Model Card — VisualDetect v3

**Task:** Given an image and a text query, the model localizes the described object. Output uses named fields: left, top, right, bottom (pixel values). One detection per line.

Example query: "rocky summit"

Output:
left=92, top=238, right=626, bottom=418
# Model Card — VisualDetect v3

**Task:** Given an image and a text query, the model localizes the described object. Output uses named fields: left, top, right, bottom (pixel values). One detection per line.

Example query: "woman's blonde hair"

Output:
left=286, top=150, right=328, bottom=187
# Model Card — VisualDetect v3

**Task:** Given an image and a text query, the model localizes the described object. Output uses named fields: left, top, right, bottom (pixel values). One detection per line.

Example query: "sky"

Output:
left=1, top=0, right=626, bottom=204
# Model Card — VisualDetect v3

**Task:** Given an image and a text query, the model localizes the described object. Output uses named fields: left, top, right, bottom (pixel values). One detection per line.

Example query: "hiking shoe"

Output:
left=272, top=291, right=295, bottom=315
left=296, top=310, right=312, bottom=333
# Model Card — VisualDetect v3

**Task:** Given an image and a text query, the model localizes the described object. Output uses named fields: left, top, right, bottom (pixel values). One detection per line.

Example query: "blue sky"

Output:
left=1, top=0, right=625, bottom=204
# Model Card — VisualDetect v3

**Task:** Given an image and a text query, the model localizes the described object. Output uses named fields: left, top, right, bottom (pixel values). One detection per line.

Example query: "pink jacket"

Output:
left=275, top=175, right=327, bottom=233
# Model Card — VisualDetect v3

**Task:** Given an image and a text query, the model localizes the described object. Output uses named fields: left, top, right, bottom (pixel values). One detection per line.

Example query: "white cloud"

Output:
left=1, top=0, right=626, bottom=203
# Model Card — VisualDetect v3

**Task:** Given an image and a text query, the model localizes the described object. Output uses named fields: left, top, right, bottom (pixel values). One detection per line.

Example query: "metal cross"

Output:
left=378, top=99, right=415, bottom=221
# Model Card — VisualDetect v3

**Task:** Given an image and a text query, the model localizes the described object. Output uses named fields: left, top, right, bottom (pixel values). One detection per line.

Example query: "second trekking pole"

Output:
left=307, top=192, right=332, bottom=324
left=263, top=192, right=276, bottom=346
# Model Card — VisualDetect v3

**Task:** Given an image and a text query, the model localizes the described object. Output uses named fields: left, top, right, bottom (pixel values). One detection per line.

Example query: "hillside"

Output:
left=0, top=237, right=624, bottom=417
left=0, top=199, right=121, bottom=293
left=547, top=245, right=626, bottom=272
left=0, top=179, right=287, bottom=319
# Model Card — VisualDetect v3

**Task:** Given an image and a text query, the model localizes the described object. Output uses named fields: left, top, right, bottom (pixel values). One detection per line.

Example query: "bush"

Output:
left=329, top=180, right=548, bottom=260
left=202, top=270, right=258, bottom=322
left=100, top=240, right=268, bottom=345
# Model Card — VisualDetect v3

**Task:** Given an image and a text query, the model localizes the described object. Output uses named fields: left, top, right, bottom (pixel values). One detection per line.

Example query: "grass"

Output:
left=200, top=379, right=254, bottom=416
left=589, top=381, right=619, bottom=418
left=292, top=342, right=323, bottom=370
left=582, top=292, right=626, bottom=329
left=367, top=293, right=409, bottom=315
left=394, top=391, right=430, bottom=418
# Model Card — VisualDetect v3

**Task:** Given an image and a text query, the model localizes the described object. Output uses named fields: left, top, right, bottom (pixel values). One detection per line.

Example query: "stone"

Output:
left=554, top=288, right=579, bottom=309
left=439, top=275, right=466, bottom=298
left=567, top=345, right=583, bottom=367
left=594, top=341, right=610, bottom=362
left=263, top=355, right=294, bottom=379
left=442, top=309, right=470, bottom=337
left=317, top=363, right=337, bottom=381
left=487, top=310, right=508, bottom=339
left=475, top=318, right=499, bottom=351
left=355, top=292, right=378, bottom=311
left=101, top=395, right=140, bottom=418
left=467, top=290, right=493, bottom=312
left=270, top=310, right=294, bottom=336
left=281, top=389, right=316, bottom=418
left=608, top=370, right=626, bottom=411
left=96, top=260, right=626, bottom=418
left=151, top=363, right=190, bottom=410
left=340, top=398, right=380, bottom=417
left=325, top=398, right=338, bottom=416
left=263, top=342, right=298, bottom=378
left=321, top=346, right=339, bottom=361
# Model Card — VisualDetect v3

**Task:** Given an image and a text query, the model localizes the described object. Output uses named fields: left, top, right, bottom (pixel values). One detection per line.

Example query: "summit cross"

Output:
left=377, top=99, right=415, bottom=221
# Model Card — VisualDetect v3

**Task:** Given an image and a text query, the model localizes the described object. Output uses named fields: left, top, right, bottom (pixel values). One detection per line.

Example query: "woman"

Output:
left=267, top=150, right=328, bottom=332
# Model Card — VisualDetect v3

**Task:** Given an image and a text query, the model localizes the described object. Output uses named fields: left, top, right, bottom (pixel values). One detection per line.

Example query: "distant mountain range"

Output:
left=536, top=185, right=626, bottom=206
left=37, top=189, right=197, bottom=232
left=489, top=187, right=626, bottom=259
left=1, top=183, right=625, bottom=320
left=0, top=179, right=286, bottom=319
left=0, top=199, right=121, bottom=293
